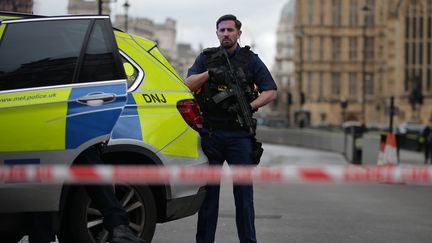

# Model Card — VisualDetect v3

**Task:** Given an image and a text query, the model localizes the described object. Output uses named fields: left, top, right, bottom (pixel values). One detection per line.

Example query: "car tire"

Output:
left=58, top=184, right=156, bottom=243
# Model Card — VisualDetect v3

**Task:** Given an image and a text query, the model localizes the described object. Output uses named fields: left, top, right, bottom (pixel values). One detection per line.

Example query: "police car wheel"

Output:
left=58, top=184, right=156, bottom=243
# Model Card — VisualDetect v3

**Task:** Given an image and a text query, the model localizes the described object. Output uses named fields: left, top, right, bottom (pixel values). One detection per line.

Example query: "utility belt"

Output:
left=203, top=118, right=242, bottom=131
left=202, top=118, right=264, bottom=166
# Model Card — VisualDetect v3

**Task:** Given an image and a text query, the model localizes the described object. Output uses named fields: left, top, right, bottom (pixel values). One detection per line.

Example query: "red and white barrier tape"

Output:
left=0, top=165, right=431, bottom=184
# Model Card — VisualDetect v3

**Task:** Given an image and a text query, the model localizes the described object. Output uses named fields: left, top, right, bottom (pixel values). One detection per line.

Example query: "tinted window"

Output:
left=78, top=20, right=123, bottom=83
left=0, top=20, right=89, bottom=91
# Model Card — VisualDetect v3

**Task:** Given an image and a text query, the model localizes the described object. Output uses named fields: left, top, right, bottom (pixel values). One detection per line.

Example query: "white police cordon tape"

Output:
left=0, top=165, right=431, bottom=185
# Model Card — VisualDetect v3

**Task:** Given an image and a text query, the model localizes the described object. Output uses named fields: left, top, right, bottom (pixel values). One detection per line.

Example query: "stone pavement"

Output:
left=398, top=149, right=425, bottom=165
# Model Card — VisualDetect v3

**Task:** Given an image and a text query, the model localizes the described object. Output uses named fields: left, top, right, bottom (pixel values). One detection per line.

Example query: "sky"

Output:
left=33, top=0, right=292, bottom=68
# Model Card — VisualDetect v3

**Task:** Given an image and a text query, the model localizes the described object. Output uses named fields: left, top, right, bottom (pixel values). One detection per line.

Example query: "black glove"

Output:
left=208, top=67, right=225, bottom=81
left=226, top=101, right=257, bottom=114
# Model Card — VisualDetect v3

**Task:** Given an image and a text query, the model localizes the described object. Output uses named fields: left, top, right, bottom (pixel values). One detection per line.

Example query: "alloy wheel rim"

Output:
left=85, top=185, right=146, bottom=243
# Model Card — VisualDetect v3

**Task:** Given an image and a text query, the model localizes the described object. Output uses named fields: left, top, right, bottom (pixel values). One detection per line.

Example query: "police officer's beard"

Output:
left=221, top=40, right=235, bottom=49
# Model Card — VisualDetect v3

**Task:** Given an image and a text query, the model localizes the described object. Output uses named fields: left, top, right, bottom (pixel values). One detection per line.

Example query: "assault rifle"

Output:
left=211, top=49, right=255, bottom=135
left=219, top=48, right=264, bottom=165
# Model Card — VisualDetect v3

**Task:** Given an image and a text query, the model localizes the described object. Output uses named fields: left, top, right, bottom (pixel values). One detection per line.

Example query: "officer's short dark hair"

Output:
left=216, top=14, right=242, bottom=30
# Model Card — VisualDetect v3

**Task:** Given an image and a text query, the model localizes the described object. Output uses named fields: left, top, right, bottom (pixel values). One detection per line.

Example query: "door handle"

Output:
left=77, top=92, right=116, bottom=106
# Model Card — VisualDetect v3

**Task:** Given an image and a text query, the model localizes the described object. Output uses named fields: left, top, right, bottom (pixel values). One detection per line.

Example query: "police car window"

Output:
left=121, top=56, right=139, bottom=88
left=0, top=20, right=90, bottom=91
left=78, top=20, right=123, bottom=83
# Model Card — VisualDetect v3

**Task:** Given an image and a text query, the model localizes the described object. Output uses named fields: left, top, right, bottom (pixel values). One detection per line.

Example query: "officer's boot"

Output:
left=109, top=225, right=147, bottom=243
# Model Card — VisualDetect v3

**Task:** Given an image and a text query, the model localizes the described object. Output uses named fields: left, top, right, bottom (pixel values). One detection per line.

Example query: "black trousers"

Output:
left=78, top=146, right=129, bottom=230
left=28, top=212, right=56, bottom=243
left=425, top=143, right=432, bottom=164
left=29, top=146, right=128, bottom=243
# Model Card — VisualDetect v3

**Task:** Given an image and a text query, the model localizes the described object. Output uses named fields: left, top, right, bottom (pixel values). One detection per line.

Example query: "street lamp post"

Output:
left=296, top=30, right=305, bottom=127
left=98, top=0, right=103, bottom=15
left=123, top=0, right=130, bottom=32
left=296, top=30, right=304, bottom=108
left=340, top=99, right=348, bottom=124
left=361, top=4, right=371, bottom=125
left=97, top=0, right=117, bottom=16
left=287, top=91, right=292, bottom=126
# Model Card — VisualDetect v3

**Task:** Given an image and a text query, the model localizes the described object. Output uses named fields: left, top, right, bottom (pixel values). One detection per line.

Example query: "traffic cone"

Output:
left=377, top=138, right=386, bottom=165
left=382, top=133, right=398, bottom=165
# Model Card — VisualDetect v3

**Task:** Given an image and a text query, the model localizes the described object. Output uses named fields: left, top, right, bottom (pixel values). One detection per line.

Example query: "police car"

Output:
left=0, top=12, right=206, bottom=243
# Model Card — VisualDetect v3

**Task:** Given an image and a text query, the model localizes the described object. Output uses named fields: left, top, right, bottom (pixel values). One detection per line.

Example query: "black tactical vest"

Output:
left=195, top=46, right=257, bottom=129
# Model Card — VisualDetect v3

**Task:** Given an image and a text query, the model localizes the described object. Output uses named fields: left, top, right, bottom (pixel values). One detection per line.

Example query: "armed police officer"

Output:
left=186, top=14, right=277, bottom=243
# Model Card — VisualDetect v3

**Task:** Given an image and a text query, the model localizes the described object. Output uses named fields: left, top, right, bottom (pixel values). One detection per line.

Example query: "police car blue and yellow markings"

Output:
left=111, top=93, right=142, bottom=140
left=116, top=36, right=185, bottom=88
left=160, top=126, right=199, bottom=158
left=0, top=88, right=71, bottom=109
left=66, top=82, right=127, bottom=114
left=115, top=32, right=137, bottom=44
left=123, top=92, right=138, bottom=114
left=139, top=67, right=186, bottom=91
left=134, top=100, right=188, bottom=151
left=0, top=89, right=71, bottom=152
left=0, top=82, right=127, bottom=152
left=138, top=117, right=188, bottom=152
left=65, top=82, right=127, bottom=149
left=133, top=94, right=199, bottom=158
left=0, top=15, right=24, bottom=20
left=141, top=92, right=168, bottom=103
left=132, top=91, right=192, bottom=105
left=112, top=34, right=198, bottom=156
left=145, top=47, right=183, bottom=81
left=0, top=23, right=6, bottom=39
left=112, top=106, right=196, bottom=158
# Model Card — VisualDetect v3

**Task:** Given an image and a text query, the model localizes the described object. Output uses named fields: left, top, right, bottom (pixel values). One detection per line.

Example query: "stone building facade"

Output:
left=114, top=15, right=178, bottom=64
left=67, top=0, right=197, bottom=79
left=114, top=15, right=198, bottom=78
left=389, top=0, right=432, bottom=123
left=291, top=0, right=432, bottom=126
left=176, top=43, right=199, bottom=79
left=267, top=0, right=296, bottom=125
left=68, top=0, right=110, bottom=15
left=0, top=0, right=33, bottom=13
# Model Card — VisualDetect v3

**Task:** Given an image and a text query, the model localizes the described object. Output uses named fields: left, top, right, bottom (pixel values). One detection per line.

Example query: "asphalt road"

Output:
left=19, top=144, right=432, bottom=243
left=151, top=144, right=432, bottom=243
